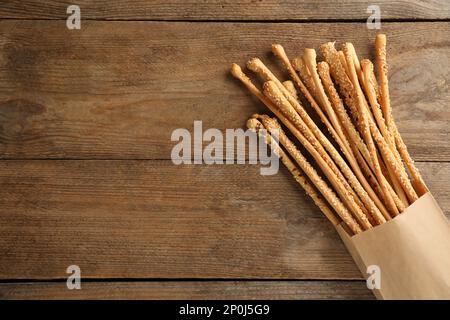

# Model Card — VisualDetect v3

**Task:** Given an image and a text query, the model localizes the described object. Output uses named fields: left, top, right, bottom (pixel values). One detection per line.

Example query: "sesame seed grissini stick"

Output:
left=247, top=116, right=341, bottom=228
left=375, top=34, right=429, bottom=197
left=247, top=56, right=378, bottom=226
left=248, top=115, right=361, bottom=234
left=230, top=64, right=364, bottom=233
left=230, top=34, right=429, bottom=232
left=345, top=44, right=410, bottom=207
left=262, top=80, right=373, bottom=229
left=344, top=43, right=419, bottom=206
left=230, top=35, right=450, bottom=299
left=317, top=61, right=403, bottom=217
left=271, top=44, right=387, bottom=224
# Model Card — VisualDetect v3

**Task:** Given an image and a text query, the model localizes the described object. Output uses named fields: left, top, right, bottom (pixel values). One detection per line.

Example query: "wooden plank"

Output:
left=0, top=0, right=449, bottom=20
left=0, top=21, right=449, bottom=161
left=0, top=160, right=448, bottom=280
left=0, top=280, right=374, bottom=299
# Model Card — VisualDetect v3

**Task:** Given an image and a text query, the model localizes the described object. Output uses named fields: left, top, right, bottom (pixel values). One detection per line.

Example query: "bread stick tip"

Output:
left=246, top=117, right=263, bottom=132
left=247, top=57, right=263, bottom=72
left=360, top=59, right=372, bottom=69
left=376, top=33, right=386, bottom=43
left=230, top=63, right=243, bottom=77
left=271, top=43, right=284, bottom=53
left=303, top=48, right=317, bottom=59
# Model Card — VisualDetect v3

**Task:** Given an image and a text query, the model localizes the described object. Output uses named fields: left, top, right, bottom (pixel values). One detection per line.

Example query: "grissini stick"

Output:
left=270, top=45, right=347, bottom=147
left=365, top=38, right=417, bottom=203
left=247, top=57, right=345, bottom=150
left=265, top=47, right=379, bottom=216
left=263, top=80, right=373, bottom=229
left=320, top=43, right=364, bottom=142
left=344, top=43, right=408, bottom=202
left=364, top=59, right=380, bottom=99
left=392, top=124, right=428, bottom=196
left=344, top=45, right=411, bottom=207
left=253, top=114, right=362, bottom=234
left=317, top=62, right=373, bottom=173
left=230, top=64, right=365, bottom=231
left=343, top=45, right=400, bottom=216
left=360, top=59, right=409, bottom=207
left=231, top=64, right=370, bottom=229
left=375, top=34, right=392, bottom=132
left=271, top=45, right=319, bottom=113
left=347, top=48, right=408, bottom=205
left=246, top=59, right=354, bottom=193
left=344, top=44, right=418, bottom=205
left=321, top=42, right=399, bottom=215
left=303, top=49, right=386, bottom=224
left=303, top=49, right=349, bottom=146
left=344, top=43, right=364, bottom=86
left=317, top=61, right=394, bottom=220
left=256, top=51, right=378, bottom=225
left=321, top=42, right=407, bottom=213
left=282, top=80, right=298, bottom=101
left=302, top=52, right=354, bottom=159
left=316, top=61, right=370, bottom=168
left=361, top=59, right=396, bottom=151
left=247, top=57, right=374, bottom=226
left=261, top=116, right=362, bottom=233
left=318, top=62, right=405, bottom=215
left=321, top=44, right=393, bottom=191
left=338, top=51, right=350, bottom=76
left=375, top=34, right=429, bottom=196
left=291, top=57, right=318, bottom=100
left=230, top=63, right=273, bottom=110
left=377, top=152, right=393, bottom=186
left=247, top=116, right=342, bottom=228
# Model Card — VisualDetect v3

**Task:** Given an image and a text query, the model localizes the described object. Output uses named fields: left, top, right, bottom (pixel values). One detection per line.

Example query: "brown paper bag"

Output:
left=336, top=192, right=450, bottom=299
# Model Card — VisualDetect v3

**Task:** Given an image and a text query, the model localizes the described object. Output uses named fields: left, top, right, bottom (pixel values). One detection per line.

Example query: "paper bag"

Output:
left=336, top=192, right=450, bottom=299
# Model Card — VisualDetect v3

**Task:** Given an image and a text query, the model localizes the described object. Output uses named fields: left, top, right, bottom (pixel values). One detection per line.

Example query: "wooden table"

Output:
left=0, top=1, right=449, bottom=299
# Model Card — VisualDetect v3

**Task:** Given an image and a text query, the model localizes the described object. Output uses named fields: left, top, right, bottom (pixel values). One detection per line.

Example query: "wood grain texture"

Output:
left=0, top=0, right=449, bottom=20
left=0, top=21, right=449, bottom=160
left=0, top=281, right=374, bottom=299
left=0, top=160, right=448, bottom=280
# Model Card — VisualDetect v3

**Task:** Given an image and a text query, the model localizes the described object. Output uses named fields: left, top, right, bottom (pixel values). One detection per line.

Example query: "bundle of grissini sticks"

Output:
left=230, top=34, right=450, bottom=299
left=230, top=34, right=429, bottom=236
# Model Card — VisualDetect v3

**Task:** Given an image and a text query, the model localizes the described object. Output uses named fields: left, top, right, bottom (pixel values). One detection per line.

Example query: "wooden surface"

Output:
left=0, top=1, right=449, bottom=300
left=0, top=161, right=449, bottom=281
left=1, top=0, right=449, bottom=20
left=0, top=21, right=449, bottom=160
left=0, top=281, right=374, bottom=300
